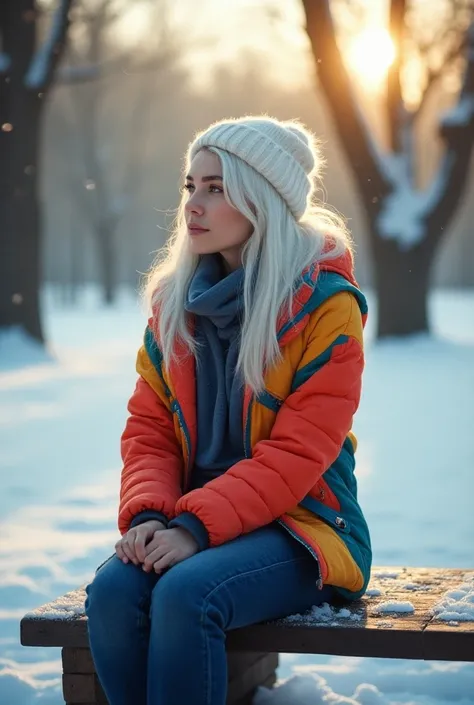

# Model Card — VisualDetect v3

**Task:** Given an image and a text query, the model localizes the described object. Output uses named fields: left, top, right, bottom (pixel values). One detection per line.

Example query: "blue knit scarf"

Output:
left=185, top=254, right=246, bottom=487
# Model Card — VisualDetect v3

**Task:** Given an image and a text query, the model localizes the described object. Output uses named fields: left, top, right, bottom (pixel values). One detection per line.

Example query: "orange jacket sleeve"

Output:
left=118, top=372, right=184, bottom=535
left=174, top=292, right=364, bottom=547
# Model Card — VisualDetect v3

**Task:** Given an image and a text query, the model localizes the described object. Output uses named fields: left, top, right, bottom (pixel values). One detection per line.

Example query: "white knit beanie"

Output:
left=189, top=116, right=319, bottom=220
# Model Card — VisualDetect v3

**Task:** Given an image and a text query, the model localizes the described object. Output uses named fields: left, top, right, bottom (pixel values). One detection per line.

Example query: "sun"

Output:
left=347, top=27, right=396, bottom=88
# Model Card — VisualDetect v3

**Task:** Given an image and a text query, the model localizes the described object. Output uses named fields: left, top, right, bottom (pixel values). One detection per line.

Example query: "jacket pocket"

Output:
left=300, top=495, right=351, bottom=534
left=315, top=477, right=340, bottom=512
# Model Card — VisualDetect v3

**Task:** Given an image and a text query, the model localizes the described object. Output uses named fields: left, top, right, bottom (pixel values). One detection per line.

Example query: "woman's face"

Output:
left=183, top=149, right=253, bottom=271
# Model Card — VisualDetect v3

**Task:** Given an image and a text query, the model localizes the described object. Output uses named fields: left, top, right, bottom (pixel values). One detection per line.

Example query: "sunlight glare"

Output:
left=347, top=27, right=396, bottom=89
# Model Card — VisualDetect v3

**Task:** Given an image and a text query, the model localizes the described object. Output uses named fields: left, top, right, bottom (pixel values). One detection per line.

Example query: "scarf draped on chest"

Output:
left=184, top=254, right=246, bottom=487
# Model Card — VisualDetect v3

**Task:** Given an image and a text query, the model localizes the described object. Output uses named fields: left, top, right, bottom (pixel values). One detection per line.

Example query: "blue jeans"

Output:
left=85, top=523, right=334, bottom=705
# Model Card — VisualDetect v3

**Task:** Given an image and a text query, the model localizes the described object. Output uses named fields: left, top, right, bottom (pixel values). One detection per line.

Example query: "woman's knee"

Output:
left=85, top=554, right=151, bottom=618
left=152, top=561, right=205, bottom=617
left=151, top=557, right=226, bottom=632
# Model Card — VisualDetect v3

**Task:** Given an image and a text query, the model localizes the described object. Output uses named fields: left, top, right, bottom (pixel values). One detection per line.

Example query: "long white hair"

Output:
left=143, top=120, right=353, bottom=395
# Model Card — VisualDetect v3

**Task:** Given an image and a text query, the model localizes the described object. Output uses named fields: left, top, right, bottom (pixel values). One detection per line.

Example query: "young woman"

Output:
left=85, top=116, right=371, bottom=705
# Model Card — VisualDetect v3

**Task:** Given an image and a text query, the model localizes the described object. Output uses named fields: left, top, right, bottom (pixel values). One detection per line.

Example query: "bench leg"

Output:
left=62, top=647, right=105, bottom=705
left=62, top=647, right=278, bottom=704
left=227, top=651, right=278, bottom=705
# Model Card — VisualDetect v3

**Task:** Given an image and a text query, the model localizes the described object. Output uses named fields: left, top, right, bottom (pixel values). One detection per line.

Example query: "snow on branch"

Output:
left=377, top=153, right=454, bottom=248
left=378, top=21, right=474, bottom=250
left=378, top=154, right=427, bottom=248
left=441, top=23, right=474, bottom=130
left=441, top=94, right=474, bottom=128
left=25, top=0, right=73, bottom=90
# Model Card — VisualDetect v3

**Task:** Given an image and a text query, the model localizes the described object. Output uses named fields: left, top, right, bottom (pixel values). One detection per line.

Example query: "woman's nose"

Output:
left=184, top=195, right=204, bottom=215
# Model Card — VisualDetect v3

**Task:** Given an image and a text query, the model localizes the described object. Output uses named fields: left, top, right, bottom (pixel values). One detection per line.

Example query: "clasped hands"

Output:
left=115, top=519, right=199, bottom=574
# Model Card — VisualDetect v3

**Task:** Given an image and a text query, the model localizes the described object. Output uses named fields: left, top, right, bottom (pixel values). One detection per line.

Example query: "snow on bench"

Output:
left=20, top=567, right=474, bottom=705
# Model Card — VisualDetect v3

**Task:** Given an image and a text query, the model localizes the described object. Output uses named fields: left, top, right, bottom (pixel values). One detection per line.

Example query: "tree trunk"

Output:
left=0, top=114, right=43, bottom=341
left=97, top=219, right=116, bottom=305
left=68, top=217, right=84, bottom=305
left=0, top=6, right=44, bottom=341
left=372, top=230, right=433, bottom=337
left=301, top=1, right=474, bottom=339
left=0, top=0, right=72, bottom=342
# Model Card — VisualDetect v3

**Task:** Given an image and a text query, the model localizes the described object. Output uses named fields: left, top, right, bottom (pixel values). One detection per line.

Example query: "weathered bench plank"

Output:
left=20, top=566, right=473, bottom=705
left=228, top=567, right=474, bottom=661
left=422, top=620, right=474, bottom=661
left=21, top=567, right=474, bottom=662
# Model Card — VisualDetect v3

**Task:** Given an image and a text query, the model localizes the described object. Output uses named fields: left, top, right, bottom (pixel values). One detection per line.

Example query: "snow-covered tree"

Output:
left=0, top=0, right=73, bottom=342
left=302, top=0, right=474, bottom=337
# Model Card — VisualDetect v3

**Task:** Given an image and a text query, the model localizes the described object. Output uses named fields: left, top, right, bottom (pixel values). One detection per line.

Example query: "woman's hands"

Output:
left=142, top=527, right=199, bottom=574
left=115, top=520, right=199, bottom=573
left=115, top=519, right=166, bottom=566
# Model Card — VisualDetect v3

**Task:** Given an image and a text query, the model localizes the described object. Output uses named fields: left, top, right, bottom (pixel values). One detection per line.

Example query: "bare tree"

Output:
left=60, top=0, right=185, bottom=304
left=302, top=0, right=474, bottom=337
left=0, top=0, right=73, bottom=342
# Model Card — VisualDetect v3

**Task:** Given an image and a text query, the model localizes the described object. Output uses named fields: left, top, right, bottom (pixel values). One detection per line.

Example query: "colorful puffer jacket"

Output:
left=119, top=250, right=371, bottom=600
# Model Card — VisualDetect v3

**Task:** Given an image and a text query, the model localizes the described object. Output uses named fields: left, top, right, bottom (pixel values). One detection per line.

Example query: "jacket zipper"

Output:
left=170, top=400, right=192, bottom=488
left=145, top=330, right=193, bottom=488
left=243, top=396, right=254, bottom=459
left=277, top=518, right=324, bottom=590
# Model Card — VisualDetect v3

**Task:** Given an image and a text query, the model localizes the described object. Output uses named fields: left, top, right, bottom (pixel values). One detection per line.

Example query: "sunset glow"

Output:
left=347, top=27, right=396, bottom=88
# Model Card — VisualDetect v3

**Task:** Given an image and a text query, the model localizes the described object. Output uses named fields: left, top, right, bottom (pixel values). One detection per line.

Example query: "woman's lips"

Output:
left=188, top=226, right=209, bottom=235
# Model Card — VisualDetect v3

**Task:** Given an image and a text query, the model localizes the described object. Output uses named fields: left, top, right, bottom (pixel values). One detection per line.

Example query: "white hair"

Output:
left=143, top=124, right=353, bottom=395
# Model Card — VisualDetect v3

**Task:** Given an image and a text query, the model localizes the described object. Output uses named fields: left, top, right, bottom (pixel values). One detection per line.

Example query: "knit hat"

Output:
left=189, top=116, right=319, bottom=220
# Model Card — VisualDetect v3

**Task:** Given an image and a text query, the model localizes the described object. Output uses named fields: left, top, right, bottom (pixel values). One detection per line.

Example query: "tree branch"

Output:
left=425, top=21, right=474, bottom=250
left=301, top=0, right=392, bottom=211
left=387, top=0, right=406, bottom=153
left=409, top=31, right=468, bottom=125
left=25, top=0, right=74, bottom=90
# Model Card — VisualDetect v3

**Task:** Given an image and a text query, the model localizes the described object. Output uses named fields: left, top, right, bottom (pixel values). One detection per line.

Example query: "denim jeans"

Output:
left=85, top=523, right=334, bottom=705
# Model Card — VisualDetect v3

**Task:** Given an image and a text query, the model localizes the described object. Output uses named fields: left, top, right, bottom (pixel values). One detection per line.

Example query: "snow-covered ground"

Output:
left=0, top=286, right=473, bottom=705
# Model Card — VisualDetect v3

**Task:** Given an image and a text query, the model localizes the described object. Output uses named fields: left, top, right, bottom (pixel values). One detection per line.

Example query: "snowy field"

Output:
left=0, top=286, right=473, bottom=705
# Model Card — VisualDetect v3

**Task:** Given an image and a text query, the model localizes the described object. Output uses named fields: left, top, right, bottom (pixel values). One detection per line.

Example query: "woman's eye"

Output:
left=182, top=183, right=222, bottom=194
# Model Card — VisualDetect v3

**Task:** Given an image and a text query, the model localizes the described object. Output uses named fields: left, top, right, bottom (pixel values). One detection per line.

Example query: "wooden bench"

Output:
left=20, top=567, right=474, bottom=705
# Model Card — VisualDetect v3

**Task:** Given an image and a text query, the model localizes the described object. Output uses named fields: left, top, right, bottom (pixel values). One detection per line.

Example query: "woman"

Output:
left=85, top=116, right=371, bottom=705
